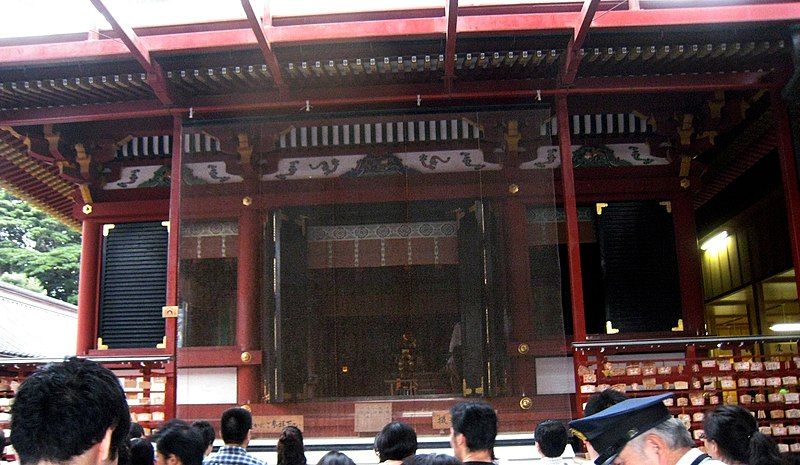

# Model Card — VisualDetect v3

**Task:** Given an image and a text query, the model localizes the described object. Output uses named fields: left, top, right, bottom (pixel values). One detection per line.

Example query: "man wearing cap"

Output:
left=569, top=393, right=725, bottom=465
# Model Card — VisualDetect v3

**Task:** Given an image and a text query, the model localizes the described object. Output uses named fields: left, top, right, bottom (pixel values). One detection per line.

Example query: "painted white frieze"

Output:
left=520, top=143, right=667, bottom=169
left=104, top=162, right=243, bottom=189
left=262, top=149, right=499, bottom=181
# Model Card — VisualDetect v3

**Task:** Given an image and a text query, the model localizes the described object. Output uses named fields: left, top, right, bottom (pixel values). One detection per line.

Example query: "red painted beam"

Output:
left=240, top=0, right=286, bottom=93
left=88, top=0, right=172, bottom=105
left=1, top=3, right=798, bottom=68
left=0, top=72, right=779, bottom=126
left=560, top=0, right=601, bottom=86
left=444, top=0, right=459, bottom=94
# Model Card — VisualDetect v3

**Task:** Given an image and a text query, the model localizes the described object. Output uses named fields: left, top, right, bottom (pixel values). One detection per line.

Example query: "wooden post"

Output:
left=164, top=116, right=183, bottom=420
left=672, top=193, right=706, bottom=335
left=237, top=208, right=262, bottom=404
left=557, top=96, right=587, bottom=418
left=76, top=220, right=101, bottom=355
left=773, top=93, right=800, bottom=302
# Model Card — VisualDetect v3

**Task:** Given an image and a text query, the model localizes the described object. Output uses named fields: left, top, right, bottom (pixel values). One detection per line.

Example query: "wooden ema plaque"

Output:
left=432, top=411, right=452, bottom=430
left=252, top=415, right=304, bottom=434
left=354, top=403, right=392, bottom=433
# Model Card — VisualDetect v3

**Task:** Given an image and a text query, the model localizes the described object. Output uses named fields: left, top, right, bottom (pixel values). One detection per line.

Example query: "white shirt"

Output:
left=674, top=448, right=727, bottom=465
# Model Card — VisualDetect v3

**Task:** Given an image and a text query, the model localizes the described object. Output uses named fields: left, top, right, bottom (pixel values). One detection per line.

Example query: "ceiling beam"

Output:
left=560, top=0, right=601, bottom=86
left=0, top=71, right=779, bottom=127
left=444, top=0, right=459, bottom=94
left=241, top=0, right=286, bottom=94
left=88, top=0, right=173, bottom=105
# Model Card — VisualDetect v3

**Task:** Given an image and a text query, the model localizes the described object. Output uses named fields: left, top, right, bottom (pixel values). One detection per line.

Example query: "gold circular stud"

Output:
left=517, top=343, right=529, bottom=355
left=82, top=204, right=93, bottom=215
left=519, top=396, right=533, bottom=410
left=240, top=404, right=252, bottom=412
left=508, top=183, right=520, bottom=194
left=680, top=178, right=690, bottom=189
left=241, top=351, right=252, bottom=363
left=242, top=196, right=253, bottom=206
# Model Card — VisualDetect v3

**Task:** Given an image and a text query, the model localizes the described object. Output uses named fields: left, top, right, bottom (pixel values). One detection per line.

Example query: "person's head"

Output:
left=583, top=390, right=627, bottom=417
left=611, top=418, right=694, bottom=465
left=277, top=426, right=307, bottom=465
left=220, top=408, right=252, bottom=446
left=374, top=422, right=418, bottom=462
left=534, top=421, right=568, bottom=459
left=130, top=424, right=145, bottom=440
left=400, top=453, right=461, bottom=465
left=190, top=421, right=215, bottom=457
left=155, top=422, right=204, bottom=465
left=10, top=357, right=131, bottom=465
left=129, top=439, right=154, bottom=465
left=582, top=389, right=627, bottom=460
left=569, top=393, right=680, bottom=465
left=703, top=405, right=782, bottom=465
left=449, top=402, right=497, bottom=461
left=316, top=451, right=355, bottom=465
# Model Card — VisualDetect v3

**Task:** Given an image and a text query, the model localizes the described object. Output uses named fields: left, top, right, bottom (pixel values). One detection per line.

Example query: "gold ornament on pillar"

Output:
left=242, top=196, right=253, bottom=206
left=508, top=183, right=520, bottom=195
left=517, top=343, right=529, bottom=354
left=241, top=351, right=252, bottom=363
left=519, top=396, right=533, bottom=410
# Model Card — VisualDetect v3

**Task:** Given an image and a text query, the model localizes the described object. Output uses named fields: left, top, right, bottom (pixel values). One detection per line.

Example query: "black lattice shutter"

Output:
left=99, top=222, right=168, bottom=348
left=596, top=202, right=681, bottom=333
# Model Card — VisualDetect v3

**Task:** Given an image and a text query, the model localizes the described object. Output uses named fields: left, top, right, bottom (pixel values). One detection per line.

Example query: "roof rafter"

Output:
left=88, top=0, right=173, bottom=105
left=560, top=0, right=601, bottom=86
left=0, top=71, right=779, bottom=127
left=444, top=0, right=459, bottom=94
left=241, top=0, right=287, bottom=94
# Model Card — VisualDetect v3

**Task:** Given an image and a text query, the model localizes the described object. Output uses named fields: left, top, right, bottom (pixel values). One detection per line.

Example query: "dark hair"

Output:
left=703, top=405, right=782, bottom=465
left=583, top=389, right=627, bottom=417
left=130, top=423, right=146, bottom=440
left=316, top=451, right=355, bottom=465
left=450, top=402, right=497, bottom=452
left=782, top=452, right=800, bottom=465
left=277, top=426, right=307, bottom=465
left=191, top=421, right=215, bottom=450
left=221, top=408, right=252, bottom=444
left=156, top=422, right=205, bottom=465
left=374, top=422, right=418, bottom=462
left=534, top=421, right=568, bottom=458
left=401, top=453, right=461, bottom=465
left=130, top=438, right=154, bottom=465
left=10, top=357, right=131, bottom=465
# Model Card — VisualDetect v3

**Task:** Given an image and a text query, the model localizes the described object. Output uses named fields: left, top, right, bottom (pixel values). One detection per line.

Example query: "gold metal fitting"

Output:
left=240, top=404, right=252, bottom=412
left=508, top=183, right=520, bottom=195
left=680, top=178, right=691, bottom=189
left=241, top=351, right=252, bottom=363
left=242, top=196, right=253, bottom=206
left=519, top=396, right=533, bottom=410
left=517, top=343, right=530, bottom=355
left=82, top=204, right=93, bottom=215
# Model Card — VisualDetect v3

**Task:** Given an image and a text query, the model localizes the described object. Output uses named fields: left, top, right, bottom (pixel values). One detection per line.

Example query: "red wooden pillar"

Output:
left=556, top=96, right=586, bottom=340
left=164, top=116, right=183, bottom=420
left=237, top=208, right=261, bottom=404
left=773, top=93, right=800, bottom=301
left=672, top=193, right=705, bottom=335
left=76, top=220, right=102, bottom=355
left=502, top=198, right=535, bottom=395
left=557, top=96, right=587, bottom=417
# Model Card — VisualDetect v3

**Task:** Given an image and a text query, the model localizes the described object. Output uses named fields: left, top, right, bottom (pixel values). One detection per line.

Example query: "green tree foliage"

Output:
left=0, top=272, right=46, bottom=294
left=0, top=189, right=80, bottom=303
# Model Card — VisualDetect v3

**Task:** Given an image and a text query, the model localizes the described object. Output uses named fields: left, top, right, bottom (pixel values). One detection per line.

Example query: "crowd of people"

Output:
left=5, top=358, right=800, bottom=465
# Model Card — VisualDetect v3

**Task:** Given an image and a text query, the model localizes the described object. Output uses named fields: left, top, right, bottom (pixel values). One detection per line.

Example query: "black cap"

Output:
left=569, top=393, right=673, bottom=465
